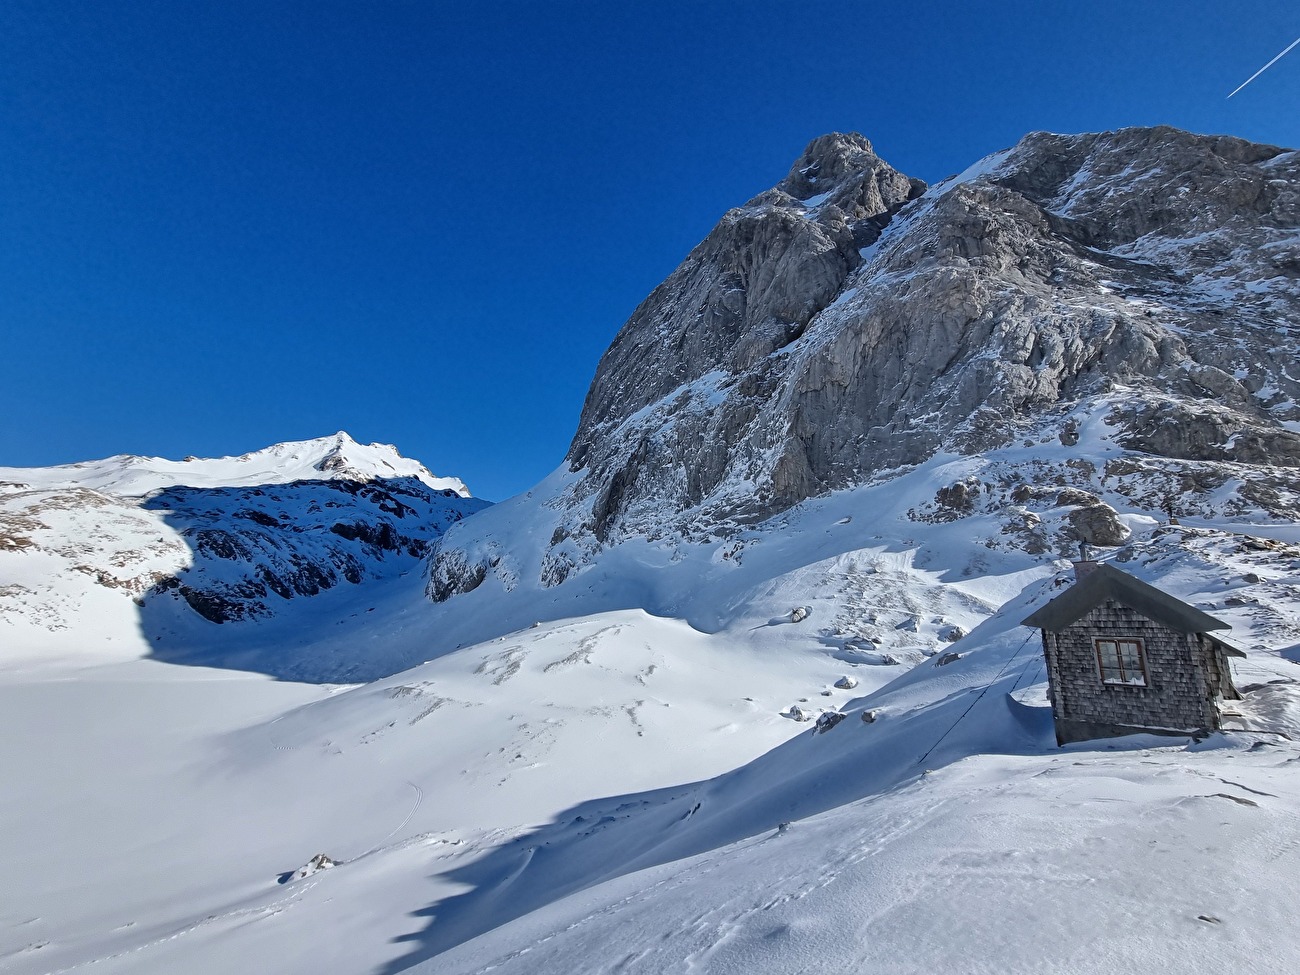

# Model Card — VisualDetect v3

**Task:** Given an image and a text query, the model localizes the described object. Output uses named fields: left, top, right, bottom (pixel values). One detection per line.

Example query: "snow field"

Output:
left=431, top=739, right=1300, bottom=975
left=4, top=428, right=1300, bottom=973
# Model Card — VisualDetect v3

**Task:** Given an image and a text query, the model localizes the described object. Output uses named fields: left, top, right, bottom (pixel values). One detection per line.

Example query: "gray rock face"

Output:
left=146, top=477, right=486, bottom=623
left=426, top=127, right=1300, bottom=603
left=568, top=134, right=921, bottom=476
left=556, top=126, right=1300, bottom=545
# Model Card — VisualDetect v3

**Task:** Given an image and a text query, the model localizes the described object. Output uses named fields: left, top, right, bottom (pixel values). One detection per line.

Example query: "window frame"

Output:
left=1094, top=636, right=1149, bottom=687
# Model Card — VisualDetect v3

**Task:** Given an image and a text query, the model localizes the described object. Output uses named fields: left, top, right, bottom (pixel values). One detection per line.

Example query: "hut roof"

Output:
left=1021, top=563, right=1230, bottom=634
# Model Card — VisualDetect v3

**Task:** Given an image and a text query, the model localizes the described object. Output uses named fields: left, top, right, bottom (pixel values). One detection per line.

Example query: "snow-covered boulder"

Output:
left=814, top=711, right=847, bottom=734
left=293, top=853, right=336, bottom=880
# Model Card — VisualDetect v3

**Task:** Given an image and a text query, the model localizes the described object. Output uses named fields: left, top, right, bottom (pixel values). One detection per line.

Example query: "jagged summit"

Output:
left=567, top=133, right=923, bottom=473
left=776, top=132, right=926, bottom=212
left=785, top=132, right=879, bottom=191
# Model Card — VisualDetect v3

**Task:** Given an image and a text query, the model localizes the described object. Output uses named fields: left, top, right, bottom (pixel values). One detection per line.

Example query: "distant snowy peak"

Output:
left=0, top=431, right=473, bottom=499
left=1, top=433, right=485, bottom=647
left=306, top=432, right=471, bottom=497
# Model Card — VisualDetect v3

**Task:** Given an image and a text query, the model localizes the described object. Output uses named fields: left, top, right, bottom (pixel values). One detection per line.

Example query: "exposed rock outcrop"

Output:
left=147, top=477, right=484, bottom=623
left=1066, top=501, right=1131, bottom=548
left=557, top=126, right=1300, bottom=544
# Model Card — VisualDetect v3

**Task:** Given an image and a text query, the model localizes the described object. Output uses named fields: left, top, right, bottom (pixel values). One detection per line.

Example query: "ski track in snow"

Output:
left=359, top=780, right=425, bottom=859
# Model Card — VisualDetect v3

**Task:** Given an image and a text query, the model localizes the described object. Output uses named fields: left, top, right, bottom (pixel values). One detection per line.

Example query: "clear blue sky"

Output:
left=1, top=1, right=1296, bottom=500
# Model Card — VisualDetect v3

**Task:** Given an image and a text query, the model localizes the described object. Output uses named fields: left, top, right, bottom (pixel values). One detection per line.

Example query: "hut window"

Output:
left=1096, top=638, right=1147, bottom=686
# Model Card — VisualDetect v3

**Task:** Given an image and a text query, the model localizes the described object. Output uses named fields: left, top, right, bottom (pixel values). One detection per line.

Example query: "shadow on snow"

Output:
left=374, top=643, right=1058, bottom=973
left=134, top=476, right=486, bottom=682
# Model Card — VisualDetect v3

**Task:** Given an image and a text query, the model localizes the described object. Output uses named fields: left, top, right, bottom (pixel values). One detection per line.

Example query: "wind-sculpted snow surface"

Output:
left=426, top=734, right=1300, bottom=975
left=554, top=126, right=1300, bottom=548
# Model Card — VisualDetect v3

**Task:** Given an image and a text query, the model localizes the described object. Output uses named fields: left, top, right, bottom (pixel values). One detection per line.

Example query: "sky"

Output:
left=1, top=1, right=1297, bottom=501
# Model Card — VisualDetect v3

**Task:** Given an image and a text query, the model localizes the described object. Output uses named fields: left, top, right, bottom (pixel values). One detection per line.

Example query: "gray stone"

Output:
left=1067, top=503, right=1130, bottom=548
left=814, top=710, right=847, bottom=734
left=935, top=480, right=980, bottom=514
left=427, top=548, right=488, bottom=603
left=1056, top=488, right=1101, bottom=508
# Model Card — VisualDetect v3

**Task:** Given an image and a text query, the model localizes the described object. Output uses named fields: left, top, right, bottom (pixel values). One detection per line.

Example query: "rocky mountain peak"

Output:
left=775, top=132, right=926, bottom=213
left=430, top=125, right=1300, bottom=602
left=781, top=132, right=880, bottom=196
left=567, top=134, right=924, bottom=473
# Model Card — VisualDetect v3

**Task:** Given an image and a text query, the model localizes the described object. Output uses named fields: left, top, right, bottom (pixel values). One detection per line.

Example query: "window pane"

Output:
left=1097, top=641, right=1121, bottom=682
left=1119, top=642, right=1143, bottom=671
left=1098, top=639, right=1146, bottom=685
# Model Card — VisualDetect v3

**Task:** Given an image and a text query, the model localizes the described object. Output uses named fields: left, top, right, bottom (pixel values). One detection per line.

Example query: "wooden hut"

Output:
left=1022, top=563, right=1243, bottom=745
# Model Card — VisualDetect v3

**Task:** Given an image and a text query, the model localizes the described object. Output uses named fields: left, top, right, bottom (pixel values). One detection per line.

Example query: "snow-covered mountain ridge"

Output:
left=0, top=433, right=486, bottom=669
left=2, top=431, right=471, bottom=496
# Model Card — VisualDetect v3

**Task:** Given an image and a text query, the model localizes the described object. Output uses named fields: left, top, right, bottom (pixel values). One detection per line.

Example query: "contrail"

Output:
left=1228, top=35, right=1300, bottom=98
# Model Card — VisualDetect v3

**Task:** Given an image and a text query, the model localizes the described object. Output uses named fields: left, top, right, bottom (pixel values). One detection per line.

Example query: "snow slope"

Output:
left=432, top=735, right=1300, bottom=975
left=4, top=421, right=1300, bottom=974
